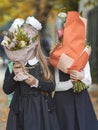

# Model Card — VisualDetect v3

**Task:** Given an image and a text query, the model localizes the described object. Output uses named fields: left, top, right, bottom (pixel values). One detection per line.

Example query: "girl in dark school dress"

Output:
left=49, top=11, right=98, bottom=130
left=53, top=62, right=98, bottom=130
left=3, top=16, right=60, bottom=130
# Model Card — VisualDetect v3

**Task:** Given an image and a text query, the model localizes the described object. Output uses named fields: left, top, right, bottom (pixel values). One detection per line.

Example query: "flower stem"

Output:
left=73, top=80, right=89, bottom=93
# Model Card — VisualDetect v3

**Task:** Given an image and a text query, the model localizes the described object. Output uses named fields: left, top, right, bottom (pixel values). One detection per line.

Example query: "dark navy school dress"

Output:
left=3, top=62, right=60, bottom=130
left=54, top=70, right=98, bottom=130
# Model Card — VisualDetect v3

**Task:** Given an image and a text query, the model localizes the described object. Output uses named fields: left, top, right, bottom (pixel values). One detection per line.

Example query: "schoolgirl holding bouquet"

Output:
left=3, top=17, right=60, bottom=130
left=49, top=11, right=98, bottom=130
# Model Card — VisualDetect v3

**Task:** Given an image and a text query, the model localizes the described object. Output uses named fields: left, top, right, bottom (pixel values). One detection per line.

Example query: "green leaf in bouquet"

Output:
left=15, top=26, right=29, bottom=43
left=10, top=42, right=23, bottom=50
left=32, top=35, right=38, bottom=43
left=73, top=80, right=89, bottom=93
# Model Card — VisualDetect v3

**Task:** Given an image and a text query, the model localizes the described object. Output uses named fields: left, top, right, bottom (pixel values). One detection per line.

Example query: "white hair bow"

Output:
left=26, top=16, right=42, bottom=31
left=9, top=18, right=24, bottom=32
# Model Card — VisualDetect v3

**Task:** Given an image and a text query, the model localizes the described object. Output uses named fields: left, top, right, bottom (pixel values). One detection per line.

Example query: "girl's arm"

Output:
left=38, top=64, right=55, bottom=92
left=38, top=79, right=55, bottom=92
left=70, top=61, right=92, bottom=86
left=25, top=74, right=55, bottom=92
left=3, top=67, right=19, bottom=95
left=24, top=64, right=55, bottom=92
left=23, top=65, right=55, bottom=93
left=81, top=62, right=92, bottom=86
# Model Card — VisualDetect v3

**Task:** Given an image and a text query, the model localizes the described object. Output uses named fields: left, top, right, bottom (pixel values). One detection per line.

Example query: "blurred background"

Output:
left=0, top=0, right=98, bottom=129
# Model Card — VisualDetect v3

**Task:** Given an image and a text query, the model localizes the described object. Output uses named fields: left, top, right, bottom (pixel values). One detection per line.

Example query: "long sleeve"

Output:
left=55, top=61, right=92, bottom=91
left=81, top=62, right=92, bottom=86
left=37, top=65, right=55, bottom=92
left=38, top=79, right=55, bottom=92
left=23, top=61, right=55, bottom=93
left=3, top=67, right=19, bottom=95
left=55, top=68, right=73, bottom=91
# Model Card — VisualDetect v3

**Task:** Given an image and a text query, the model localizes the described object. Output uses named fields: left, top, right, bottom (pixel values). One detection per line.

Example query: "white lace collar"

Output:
left=27, top=57, right=39, bottom=65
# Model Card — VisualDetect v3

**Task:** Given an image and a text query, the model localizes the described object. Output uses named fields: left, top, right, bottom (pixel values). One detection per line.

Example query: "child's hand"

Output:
left=70, top=70, right=84, bottom=82
left=13, top=62, right=23, bottom=75
left=25, top=74, right=37, bottom=87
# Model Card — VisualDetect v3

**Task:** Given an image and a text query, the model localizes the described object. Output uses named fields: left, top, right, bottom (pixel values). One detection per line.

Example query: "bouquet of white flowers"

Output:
left=2, top=26, right=38, bottom=63
left=1, top=16, right=42, bottom=81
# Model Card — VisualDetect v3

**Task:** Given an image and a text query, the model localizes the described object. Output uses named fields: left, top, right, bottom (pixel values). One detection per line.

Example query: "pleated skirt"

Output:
left=6, top=93, right=60, bottom=130
left=54, top=89, right=98, bottom=130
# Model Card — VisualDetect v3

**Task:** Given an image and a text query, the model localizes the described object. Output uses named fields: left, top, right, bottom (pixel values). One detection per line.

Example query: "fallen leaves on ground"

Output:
left=0, top=87, right=9, bottom=130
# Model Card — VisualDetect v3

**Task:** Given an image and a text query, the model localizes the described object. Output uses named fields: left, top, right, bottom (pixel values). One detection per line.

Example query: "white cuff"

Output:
left=30, top=79, right=39, bottom=88
left=81, top=62, right=92, bottom=86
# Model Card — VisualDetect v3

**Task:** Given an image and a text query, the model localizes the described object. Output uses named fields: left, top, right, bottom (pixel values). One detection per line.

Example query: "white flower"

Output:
left=1, top=40, right=9, bottom=47
left=4, top=36, right=11, bottom=42
left=9, top=18, right=24, bottom=32
left=1, top=36, right=11, bottom=47
left=8, top=41, right=16, bottom=49
left=58, top=12, right=67, bottom=18
left=26, top=16, right=42, bottom=31
left=20, top=41, right=27, bottom=48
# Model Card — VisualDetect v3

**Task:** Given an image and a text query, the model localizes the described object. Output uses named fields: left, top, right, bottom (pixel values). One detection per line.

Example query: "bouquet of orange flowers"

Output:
left=49, top=11, right=91, bottom=93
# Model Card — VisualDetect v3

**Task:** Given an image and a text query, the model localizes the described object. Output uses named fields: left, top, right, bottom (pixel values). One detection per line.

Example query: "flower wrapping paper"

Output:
left=49, top=11, right=91, bottom=73
left=49, top=11, right=91, bottom=92
left=4, top=43, right=35, bottom=63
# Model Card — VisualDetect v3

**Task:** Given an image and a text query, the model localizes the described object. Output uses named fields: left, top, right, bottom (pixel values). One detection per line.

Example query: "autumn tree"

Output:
left=0, top=0, right=80, bottom=33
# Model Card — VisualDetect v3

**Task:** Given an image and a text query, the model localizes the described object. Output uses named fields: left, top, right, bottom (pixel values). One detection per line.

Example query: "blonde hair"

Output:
left=36, top=37, right=52, bottom=80
left=22, top=24, right=52, bottom=80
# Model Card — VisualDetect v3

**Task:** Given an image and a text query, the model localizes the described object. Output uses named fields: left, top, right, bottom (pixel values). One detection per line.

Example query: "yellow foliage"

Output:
left=0, top=0, right=35, bottom=27
left=0, top=0, right=60, bottom=27
left=0, top=0, right=11, bottom=8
